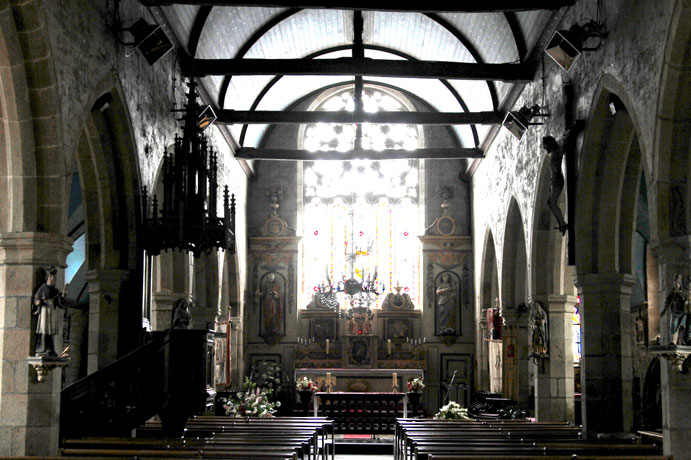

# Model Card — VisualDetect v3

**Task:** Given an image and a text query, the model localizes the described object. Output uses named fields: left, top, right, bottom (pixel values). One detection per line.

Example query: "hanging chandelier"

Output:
left=315, top=207, right=385, bottom=316
left=142, top=78, right=235, bottom=258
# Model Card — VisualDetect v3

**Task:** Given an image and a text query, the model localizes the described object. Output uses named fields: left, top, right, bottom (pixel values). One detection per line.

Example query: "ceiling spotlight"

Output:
left=124, top=18, right=174, bottom=66
left=545, top=20, right=604, bottom=72
left=502, top=105, right=548, bottom=141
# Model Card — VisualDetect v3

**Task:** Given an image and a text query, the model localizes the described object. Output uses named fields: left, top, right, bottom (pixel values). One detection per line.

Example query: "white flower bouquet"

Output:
left=434, top=401, right=472, bottom=420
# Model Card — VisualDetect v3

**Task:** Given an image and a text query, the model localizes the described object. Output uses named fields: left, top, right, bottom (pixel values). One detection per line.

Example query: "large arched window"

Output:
left=300, top=85, right=422, bottom=309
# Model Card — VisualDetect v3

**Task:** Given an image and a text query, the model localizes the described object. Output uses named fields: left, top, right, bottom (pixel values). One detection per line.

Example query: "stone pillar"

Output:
left=534, top=294, right=576, bottom=423
left=0, top=232, right=73, bottom=455
left=653, top=240, right=691, bottom=460
left=502, top=309, right=530, bottom=405
left=575, top=272, right=635, bottom=435
left=85, top=268, right=130, bottom=373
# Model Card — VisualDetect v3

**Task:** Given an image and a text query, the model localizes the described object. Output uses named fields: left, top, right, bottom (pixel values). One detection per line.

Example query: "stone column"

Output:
left=502, top=309, right=531, bottom=405
left=574, top=272, right=635, bottom=435
left=653, top=240, right=691, bottom=460
left=534, top=294, right=576, bottom=423
left=0, top=232, right=73, bottom=456
left=85, top=268, right=131, bottom=373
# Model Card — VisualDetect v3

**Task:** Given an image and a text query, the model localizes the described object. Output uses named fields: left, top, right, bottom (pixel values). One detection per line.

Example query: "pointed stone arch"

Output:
left=573, top=75, right=647, bottom=435
left=477, top=227, right=499, bottom=392
left=650, top=2, right=691, bottom=456
left=501, top=197, right=529, bottom=405
left=76, top=77, right=143, bottom=371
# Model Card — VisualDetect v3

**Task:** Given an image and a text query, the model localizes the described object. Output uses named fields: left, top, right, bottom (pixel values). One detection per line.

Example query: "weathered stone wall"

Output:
left=472, top=0, right=674, bottom=292
left=471, top=0, right=676, bottom=429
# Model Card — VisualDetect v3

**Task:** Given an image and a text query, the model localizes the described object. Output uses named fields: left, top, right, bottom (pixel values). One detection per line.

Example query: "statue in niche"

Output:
left=32, top=266, right=67, bottom=356
left=435, top=272, right=459, bottom=336
left=529, top=301, right=548, bottom=356
left=381, top=284, right=415, bottom=310
left=542, top=136, right=568, bottom=235
left=661, top=273, right=690, bottom=345
left=261, top=272, right=284, bottom=345
left=171, top=298, right=192, bottom=329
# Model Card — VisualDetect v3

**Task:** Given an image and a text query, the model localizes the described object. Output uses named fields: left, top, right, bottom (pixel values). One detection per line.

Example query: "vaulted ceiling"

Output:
left=144, top=1, right=572, bottom=161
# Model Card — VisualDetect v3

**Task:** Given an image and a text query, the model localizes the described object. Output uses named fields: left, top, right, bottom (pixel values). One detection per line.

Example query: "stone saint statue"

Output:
left=436, top=273, right=458, bottom=335
left=661, top=274, right=688, bottom=345
left=171, top=298, right=192, bottom=329
left=32, top=266, right=66, bottom=356
left=542, top=136, right=568, bottom=235
left=529, top=301, right=548, bottom=356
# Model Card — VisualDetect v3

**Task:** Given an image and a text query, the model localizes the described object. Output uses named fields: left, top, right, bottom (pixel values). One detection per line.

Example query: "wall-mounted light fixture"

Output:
left=502, top=105, right=548, bottom=140
left=122, top=18, right=173, bottom=66
left=545, top=20, right=604, bottom=72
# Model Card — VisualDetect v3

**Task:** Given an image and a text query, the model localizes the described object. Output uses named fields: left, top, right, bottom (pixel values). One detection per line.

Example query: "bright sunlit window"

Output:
left=301, top=86, right=422, bottom=309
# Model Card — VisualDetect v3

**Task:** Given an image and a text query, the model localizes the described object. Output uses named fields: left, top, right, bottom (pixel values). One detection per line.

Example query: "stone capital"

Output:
left=574, top=272, right=636, bottom=293
left=85, top=268, right=131, bottom=290
left=0, top=232, right=73, bottom=266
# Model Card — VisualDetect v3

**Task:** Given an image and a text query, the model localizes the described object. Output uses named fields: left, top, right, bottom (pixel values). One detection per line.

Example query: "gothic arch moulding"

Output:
left=575, top=74, right=646, bottom=276
left=501, top=197, right=527, bottom=309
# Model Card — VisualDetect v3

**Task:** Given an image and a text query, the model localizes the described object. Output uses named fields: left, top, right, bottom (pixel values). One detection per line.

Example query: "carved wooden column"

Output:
left=0, top=232, right=72, bottom=456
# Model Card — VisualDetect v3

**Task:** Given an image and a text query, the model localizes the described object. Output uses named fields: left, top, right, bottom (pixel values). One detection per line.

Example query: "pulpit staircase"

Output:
left=59, top=329, right=214, bottom=441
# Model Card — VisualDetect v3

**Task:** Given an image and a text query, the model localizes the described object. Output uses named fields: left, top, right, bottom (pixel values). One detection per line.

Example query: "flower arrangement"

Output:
left=407, top=377, right=425, bottom=393
left=221, top=376, right=280, bottom=418
left=296, top=376, right=318, bottom=392
left=434, top=401, right=471, bottom=420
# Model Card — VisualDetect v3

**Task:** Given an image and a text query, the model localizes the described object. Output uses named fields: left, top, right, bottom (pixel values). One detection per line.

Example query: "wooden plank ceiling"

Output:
left=151, top=1, right=570, bottom=159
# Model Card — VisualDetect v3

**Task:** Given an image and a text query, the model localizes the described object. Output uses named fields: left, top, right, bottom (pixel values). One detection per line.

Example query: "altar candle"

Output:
left=326, top=339, right=330, bottom=355
left=387, top=339, right=392, bottom=355
left=326, top=372, right=331, bottom=392
left=392, top=373, right=397, bottom=392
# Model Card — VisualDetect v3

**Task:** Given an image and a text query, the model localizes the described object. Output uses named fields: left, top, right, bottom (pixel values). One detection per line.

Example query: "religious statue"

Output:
left=435, top=272, right=458, bottom=335
left=661, top=273, right=689, bottom=345
left=529, top=301, right=548, bottom=356
left=488, top=297, right=503, bottom=340
left=346, top=306, right=373, bottom=335
left=542, top=136, right=568, bottom=235
left=32, top=266, right=66, bottom=356
left=261, top=273, right=283, bottom=343
left=171, top=298, right=192, bottom=329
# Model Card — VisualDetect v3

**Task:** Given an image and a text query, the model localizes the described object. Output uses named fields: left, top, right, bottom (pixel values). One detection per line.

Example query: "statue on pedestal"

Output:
left=529, top=301, right=548, bottom=356
left=32, top=266, right=66, bottom=356
left=661, top=274, right=690, bottom=345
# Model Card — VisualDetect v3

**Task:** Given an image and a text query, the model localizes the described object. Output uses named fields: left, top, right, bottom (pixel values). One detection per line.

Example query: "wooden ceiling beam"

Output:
left=217, top=110, right=503, bottom=125
left=141, top=1, right=575, bottom=12
left=189, top=58, right=535, bottom=82
left=235, top=147, right=483, bottom=160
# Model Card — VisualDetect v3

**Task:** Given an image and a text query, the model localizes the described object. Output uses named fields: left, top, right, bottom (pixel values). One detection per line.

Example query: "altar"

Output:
left=294, top=367, right=424, bottom=393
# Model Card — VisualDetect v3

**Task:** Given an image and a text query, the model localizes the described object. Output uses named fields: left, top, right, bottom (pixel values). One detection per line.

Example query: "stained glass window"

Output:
left=301, top=86, right=421, bottom=309
left=572, top=299, right=582, bottom=362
